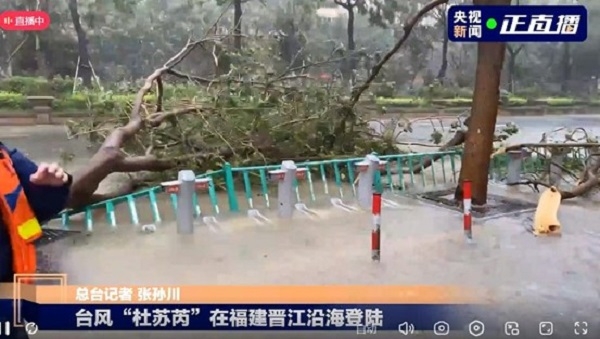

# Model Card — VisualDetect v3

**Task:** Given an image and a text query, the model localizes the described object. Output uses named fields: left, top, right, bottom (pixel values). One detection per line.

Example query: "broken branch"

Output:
left=349, top=0, right=449, bottom=107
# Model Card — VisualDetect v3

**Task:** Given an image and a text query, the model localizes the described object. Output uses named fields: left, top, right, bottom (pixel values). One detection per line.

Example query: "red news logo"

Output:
left=0, top=11, right=50, bottom=31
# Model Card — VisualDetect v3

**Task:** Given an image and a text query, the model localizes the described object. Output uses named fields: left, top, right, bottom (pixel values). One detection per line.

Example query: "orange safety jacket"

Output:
left=0, top=147, right=42, bottom=276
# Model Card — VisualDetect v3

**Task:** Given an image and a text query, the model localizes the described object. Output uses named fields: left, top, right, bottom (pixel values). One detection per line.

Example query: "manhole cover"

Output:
left=419, top=189, right=537, bottom=218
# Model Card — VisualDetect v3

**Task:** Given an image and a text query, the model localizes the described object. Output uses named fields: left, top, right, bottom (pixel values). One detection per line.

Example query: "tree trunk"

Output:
left=34, top=34, right=49, bottom=77
left=35, top=0, right=50, bottom=78
left=346, top=5, right=356, bottom=82
left=560, top=42, right=571, bottom=93
left=436, top=17, right=449, bottom=81
left=2, top=33, right=19, bottom=77
left=455, top=1, right=508, bottom=205
left=506, top=43, right=523, bottom=93
left=68, top=0, right=93, bottom=88
left=506, top=47, right=516, bottom=93
left=346, top=6, right=356, bottom=53
left=507, top=55, right=515, bottom=92
left=233, top=0, right=243, bottom=50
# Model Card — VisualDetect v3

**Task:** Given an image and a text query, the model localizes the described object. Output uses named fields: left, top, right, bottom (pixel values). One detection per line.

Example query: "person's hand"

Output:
left=29, top=162, right=69, bottom=187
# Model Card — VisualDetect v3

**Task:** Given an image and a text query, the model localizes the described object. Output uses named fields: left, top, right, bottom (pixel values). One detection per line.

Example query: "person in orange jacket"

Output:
left=0, top=142, right=73, bottom=338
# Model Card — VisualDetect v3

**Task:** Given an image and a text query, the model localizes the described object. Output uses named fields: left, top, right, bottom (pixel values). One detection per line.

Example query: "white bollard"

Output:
left=269, top=160, right=307, bottom=219
left=355, top=154, right=387, bottom=210
left=162, top=171, right=206, bottom=234
left=176, top=170, right=196, bottom=234
left=506, top=150, right=524, bottom=184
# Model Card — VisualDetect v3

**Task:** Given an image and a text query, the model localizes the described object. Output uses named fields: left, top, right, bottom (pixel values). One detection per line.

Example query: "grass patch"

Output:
left=506, top=96, right=527, bottom=105
left=589, top=99, right=600, bottom=106
left=375, top=97, right=423, bottom=107
left=533, top=97, right=575, bottom=106
left=374, top=96, right=581, bottom=108
left=431, top=98, right=472, bottom=106
left=0, top=91, right=28, bottom=109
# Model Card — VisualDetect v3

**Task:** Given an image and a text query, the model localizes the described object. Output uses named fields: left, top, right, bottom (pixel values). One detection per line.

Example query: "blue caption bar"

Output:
left=0, top=300, right=481, bottom=331
left=447, top=5, right=587, bottom=42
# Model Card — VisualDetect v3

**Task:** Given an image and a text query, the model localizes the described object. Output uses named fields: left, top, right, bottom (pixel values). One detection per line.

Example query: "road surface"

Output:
left=373, top=114, right=600, bottom=146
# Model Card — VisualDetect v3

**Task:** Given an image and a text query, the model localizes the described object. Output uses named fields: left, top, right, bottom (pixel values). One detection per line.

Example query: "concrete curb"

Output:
left=0, top=105, right=599, bottom=126
left=371, top=105, right=599, bottom=119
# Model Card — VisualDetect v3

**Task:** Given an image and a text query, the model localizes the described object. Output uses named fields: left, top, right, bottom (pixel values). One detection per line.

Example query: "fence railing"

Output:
left=489, top=146, right=592, bottom=181
left=54, top=151, right=463, bottom=231
left=53, top=146, right=592, bottom=231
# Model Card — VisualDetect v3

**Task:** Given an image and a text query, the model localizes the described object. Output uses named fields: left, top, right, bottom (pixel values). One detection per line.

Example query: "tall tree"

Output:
left=433, top=3, right=449, bottom=81
left=505, top=0, right=523, bottom=92
left=68, top=0, right=93, bottom=87
left=333, top=0, right=364, bottom=81
left=233, top=0, right=243, bottom=50
left=505, top=44, right=523, bottom=92
left=455, top=0, right=510, bottom=204
left=560, top=42, right=572, bottom=92
left=215, top=0, right=245, bottom=50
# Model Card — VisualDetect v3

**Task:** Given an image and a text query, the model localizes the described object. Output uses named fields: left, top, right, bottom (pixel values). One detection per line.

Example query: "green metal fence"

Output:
left=51, top=146, right=593, bottom=231
left=489, top=146, right=591, bottom=180
left=53, top=151, right=464, bottom=231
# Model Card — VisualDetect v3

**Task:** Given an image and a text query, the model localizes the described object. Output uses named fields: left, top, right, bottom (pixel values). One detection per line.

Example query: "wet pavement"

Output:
left=373, top=114, right=600, bottom=145
left=39, top=191, right=600, bottom=338
left=3, top=119, right=600, bottom=337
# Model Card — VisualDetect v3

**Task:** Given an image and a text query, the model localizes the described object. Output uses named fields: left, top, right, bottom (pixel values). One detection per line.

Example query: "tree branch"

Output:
left=404, top=130, right=466, bottom=174
left=147, top=106, right=203, bottom=127
left=349, top=0, right=449, bottom=107
left=494, top=142, right=600, bottom=154
left=67, top=37, right=222, bottom=208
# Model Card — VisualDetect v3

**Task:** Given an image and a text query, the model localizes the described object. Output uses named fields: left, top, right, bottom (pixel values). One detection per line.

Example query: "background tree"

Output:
left=68, top=0, right=93, bottom=87
left=504, top=0, right=523, bottom=92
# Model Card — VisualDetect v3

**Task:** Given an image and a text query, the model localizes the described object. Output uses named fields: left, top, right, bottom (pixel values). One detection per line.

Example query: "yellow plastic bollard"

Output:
left=533, top=186, right=562, bottom=236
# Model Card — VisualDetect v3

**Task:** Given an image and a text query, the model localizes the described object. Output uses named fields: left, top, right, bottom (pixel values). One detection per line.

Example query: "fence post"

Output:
left=506, top=150, right=523, bottom=184
left=463, top=180, right=472, bottom=241
left=356, top=154, right=380, bottom=209
left=223, top=162, right=239, bottom=212
left=371, top=192, right=382, bottom=261
left=269, top=161, right=309, bottom=218
left=177, top=170, right=195, bottom=234
left=371, top=152, right=384, bottom=193
left=278, top=161, right=298, bottom=218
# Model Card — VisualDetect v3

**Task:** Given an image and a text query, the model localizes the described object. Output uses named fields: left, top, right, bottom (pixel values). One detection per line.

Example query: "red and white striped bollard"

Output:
left=463, top=180, right=472, bottom=240
left=372, top=192, right=382, bottom=261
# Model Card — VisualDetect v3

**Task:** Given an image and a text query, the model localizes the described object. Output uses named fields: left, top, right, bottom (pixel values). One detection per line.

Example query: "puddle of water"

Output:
left=51, top=206, right=379, bottom=285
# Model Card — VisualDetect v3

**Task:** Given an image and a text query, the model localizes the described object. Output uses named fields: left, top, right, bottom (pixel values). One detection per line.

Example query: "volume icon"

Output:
left=398, top=322, right=415, bottom=335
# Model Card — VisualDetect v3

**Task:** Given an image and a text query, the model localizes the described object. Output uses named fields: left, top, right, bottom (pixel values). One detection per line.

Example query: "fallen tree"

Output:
left=494, top=134, right=600, bottom=201
left=65, top=0, right=451, bottom=210
left=64, top=0, right=600, bottom=211
left=389, top=115, right=600, bottom=202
